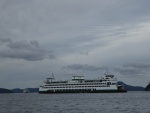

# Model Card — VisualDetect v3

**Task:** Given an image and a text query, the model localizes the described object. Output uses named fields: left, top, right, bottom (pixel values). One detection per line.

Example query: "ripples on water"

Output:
left=0, top=92, right=150, bottom=113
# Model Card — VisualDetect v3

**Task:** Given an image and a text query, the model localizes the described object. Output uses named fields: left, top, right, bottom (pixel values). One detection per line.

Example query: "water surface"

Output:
left=0, top=91, right=150, bottom=113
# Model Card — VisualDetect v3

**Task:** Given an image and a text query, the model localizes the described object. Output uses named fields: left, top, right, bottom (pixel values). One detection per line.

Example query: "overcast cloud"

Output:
left=0, top=0, right=150, bottom=88
left=64, top=64, right=107, bottom=71
left=0, top=38, right=54, bottom=61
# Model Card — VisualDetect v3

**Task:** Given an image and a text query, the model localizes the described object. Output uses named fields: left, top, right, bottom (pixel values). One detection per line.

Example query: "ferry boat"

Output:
left=39, top=73, right=127, bottom=93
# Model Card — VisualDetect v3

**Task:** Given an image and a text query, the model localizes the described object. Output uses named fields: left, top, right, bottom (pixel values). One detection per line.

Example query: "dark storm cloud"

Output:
left=117, top=67, right=144, bottom=76
left=0, top=38, right=12, bottom=43
left=123, top=63, right=150, bottom=69
left=64, top=64, right=106, bottom=71
left=116, top=62, right=150, bottom=76
left=0, top=39, right=55, bottom=61
left=30, top=40, right=40, bottom=48
left=49, top=54, right=56, bottom=59
left=80, top=51, right=89, bottom=55
left=7, top=40, right=38, bottom=49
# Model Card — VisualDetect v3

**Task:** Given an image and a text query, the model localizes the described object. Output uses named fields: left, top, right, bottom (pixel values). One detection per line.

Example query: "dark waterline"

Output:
left=0, top=91, right=150, bottom=113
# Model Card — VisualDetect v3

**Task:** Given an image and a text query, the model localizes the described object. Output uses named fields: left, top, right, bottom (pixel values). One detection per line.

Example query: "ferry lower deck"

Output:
left=39, top=89, right=127, bottom=94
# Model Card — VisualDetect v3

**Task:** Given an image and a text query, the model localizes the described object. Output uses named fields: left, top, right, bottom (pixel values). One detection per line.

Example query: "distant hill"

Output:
left=145, top=83, right=150, bottom=91
left=0, top=88, right=13, bottom=93
left=12, top=88, right=39, bottom=93
left=12, top=88, right=23, bottom=93
left=118, top=81, right=144, bottom=91
left=28, top=88, right=39, bottom=93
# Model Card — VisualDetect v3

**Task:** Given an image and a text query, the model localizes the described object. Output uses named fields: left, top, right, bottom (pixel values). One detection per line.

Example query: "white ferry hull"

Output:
left=39, top=89, right=127, bottom=94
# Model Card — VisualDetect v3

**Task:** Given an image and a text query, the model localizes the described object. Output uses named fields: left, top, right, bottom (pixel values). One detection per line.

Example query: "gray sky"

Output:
left=0, top=0, right=150, bottom=88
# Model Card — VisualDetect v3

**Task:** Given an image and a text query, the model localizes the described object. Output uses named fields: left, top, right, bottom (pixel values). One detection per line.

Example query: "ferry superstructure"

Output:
left=39, top=74, right=127, bottom=93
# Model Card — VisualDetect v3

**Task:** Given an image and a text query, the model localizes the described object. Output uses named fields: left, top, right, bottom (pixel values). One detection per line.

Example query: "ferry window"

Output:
left=112, top=83, right=116, bottom=85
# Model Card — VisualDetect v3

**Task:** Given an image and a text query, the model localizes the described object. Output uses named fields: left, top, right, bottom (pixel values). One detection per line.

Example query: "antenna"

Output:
left=105, top=69, right=109, bottom=75
left=52, top=73, right=55, bottom=80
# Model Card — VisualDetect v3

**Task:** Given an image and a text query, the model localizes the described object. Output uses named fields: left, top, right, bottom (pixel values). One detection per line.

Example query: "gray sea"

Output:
left=0, top=91, right=150, bottom=113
